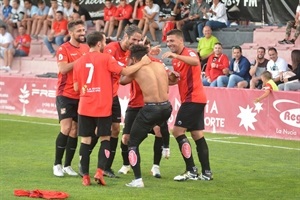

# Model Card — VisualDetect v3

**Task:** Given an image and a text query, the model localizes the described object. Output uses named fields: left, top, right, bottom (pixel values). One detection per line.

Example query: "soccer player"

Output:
left=53, top=19, right=90, bottom=177
left=162, top=29, right=213, bottom=181
left=102, top=25, right=143, bottom=178
left=73, top=31, right=151, bottom=186
left=118, top=38, right=171, bottom=178
left=124, top=44, right=172, bottom=188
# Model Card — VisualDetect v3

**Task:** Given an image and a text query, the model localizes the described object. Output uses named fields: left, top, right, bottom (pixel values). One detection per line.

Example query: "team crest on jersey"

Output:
left=60, top=108, right=66, bottom=115
left=189, top=51, right=197, bottom=57
left=105, top=149, right=110, bottom=158
left=58, top=54, right=63, bottom=60
left=181, top=143, right=191, bottom=158
left=128, top=150, right=137, bottom=166
left=107, top=49, right=112, bottom=53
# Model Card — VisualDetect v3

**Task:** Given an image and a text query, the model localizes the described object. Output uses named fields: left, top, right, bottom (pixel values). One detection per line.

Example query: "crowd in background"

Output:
left=0, top=0, right=299, bottom=92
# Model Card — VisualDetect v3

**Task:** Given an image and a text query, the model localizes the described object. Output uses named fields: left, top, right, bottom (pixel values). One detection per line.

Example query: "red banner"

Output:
left=0, top=75, right=299, bottom=140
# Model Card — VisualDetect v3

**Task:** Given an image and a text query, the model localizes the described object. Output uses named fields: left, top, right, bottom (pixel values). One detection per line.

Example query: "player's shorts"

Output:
left=78, top=114, right=112, bottom=137
left=56, top=96, right=79, bottom=122
left=122, top=107, right=142, bottom=135
left=174, top=102, right=206, bottom=132
left=112, top=96, right=121, bottom=123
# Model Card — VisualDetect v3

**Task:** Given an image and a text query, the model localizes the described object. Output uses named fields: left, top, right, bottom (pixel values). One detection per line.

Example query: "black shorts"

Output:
left=56, top=96, right=79, bottom=122
left=112, top=96, right=121, bottom=123
left=122, top=107, right=142, bottom=135
left=78, top=114, right=112, bottom=137
left=175, top=102, right=206, bottom=132
left=129, top=101, right=172, bottom=146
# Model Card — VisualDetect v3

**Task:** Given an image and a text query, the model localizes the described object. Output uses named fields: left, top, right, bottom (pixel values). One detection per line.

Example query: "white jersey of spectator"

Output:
left=37, top=6, right=50, bottom=16
left=25, top=4, right=38, bottom=18
left=266, top=57, right=288, bottom=79
left=206, top=2, right=227, bottom=24
left=144, top=3, right=160, bottom=21
left=0, top=31, right=13, bottom=50
left=48, top=5, right=64, bottom=18
left=11, top=5, right=25, bottom=22
left=63, top=5, right=73, bottom=18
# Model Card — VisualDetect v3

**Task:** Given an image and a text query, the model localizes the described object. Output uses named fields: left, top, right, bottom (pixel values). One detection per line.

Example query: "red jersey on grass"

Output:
left=172, top=47, right=207, bottom=103
left=73, top=51, right=124, bottom=117
left=56, top=42, right=90, bottom=99
left=103, top=42, right=129, bottom=97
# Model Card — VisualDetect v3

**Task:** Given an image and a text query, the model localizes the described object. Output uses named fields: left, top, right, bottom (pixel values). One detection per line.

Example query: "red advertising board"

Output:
left=0, top=75, right=299, bottom=140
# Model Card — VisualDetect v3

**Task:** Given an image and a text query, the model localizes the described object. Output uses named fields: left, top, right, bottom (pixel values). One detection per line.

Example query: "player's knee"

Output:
left=122, top=134, right=130, bottom=145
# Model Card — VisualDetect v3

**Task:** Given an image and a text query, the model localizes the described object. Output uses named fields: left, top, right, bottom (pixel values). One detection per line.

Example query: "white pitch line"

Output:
left=1, top=118, right=299, bottom=151
left=207, top=137, right=238, bottom=140
left=0, top=118, right=59, bottom=126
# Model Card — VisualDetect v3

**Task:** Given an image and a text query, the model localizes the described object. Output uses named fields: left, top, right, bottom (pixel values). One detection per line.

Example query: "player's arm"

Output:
left=120, top=74, right=134, bottom=85
left=120, top=55, right=151, bottom=76
left=73, top=82, right=79, bottom=92
left=168, top=70, right=179, bottom=85
left=162, top=51, right=199, bottom=66
left=58, top=61, right=74, bottom=74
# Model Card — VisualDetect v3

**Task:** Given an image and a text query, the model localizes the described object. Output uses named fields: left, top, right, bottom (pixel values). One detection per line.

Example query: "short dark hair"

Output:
left=268, top=47, right=277, bottom=54
left=232, top=46, right=242, bottom=53
left=166, top=29, right=183, bottom=38
left=72, top=0, right=79, bottom=6
left=214, top=42, right=222, bottom=47
left=37, top=0, right=45, bottom=5
left=124, top=24, right=142, bottom=38
left=67, top=19, right=84, bottom=31
left=257, top=46, right=266, bottom=52
left=86, top=31, right=104, bottom=47
left=129, top=44, right=149, bottom=61
left=261, top=71, right=272, bottom=80
left=56, top=10, right=63, bottom=15
left=0, top=25, right=6, bottom=30
left=24, top=0, right=32, bottom=4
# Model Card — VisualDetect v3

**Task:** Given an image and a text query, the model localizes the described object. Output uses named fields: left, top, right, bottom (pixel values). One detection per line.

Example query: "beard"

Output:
left=75, top=35, right=86, bottom=43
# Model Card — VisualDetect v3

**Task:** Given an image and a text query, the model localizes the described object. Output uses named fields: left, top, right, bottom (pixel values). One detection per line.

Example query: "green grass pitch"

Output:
left=0, top=114, right=299, bottom=200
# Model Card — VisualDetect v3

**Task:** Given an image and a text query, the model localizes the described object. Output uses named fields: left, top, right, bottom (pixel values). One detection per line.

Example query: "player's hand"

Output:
left=162, top=51, right=177, bottom=59
left=149, top=45, right=161, bottom=55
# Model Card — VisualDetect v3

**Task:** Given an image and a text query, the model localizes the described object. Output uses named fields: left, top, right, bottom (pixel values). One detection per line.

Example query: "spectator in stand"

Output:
left=22, top=0, right=39, bottom=35
left=63, top=0, right=73, bottom=21
left=141, top=0, right=160, bottom=40
left=6, top=25, right=31, bottom=69
left=202, top=42, right=229, bottom=87
left=72, top=0, right=103, bottom=32
left=109, top=0, right=133, bottom=41
left=197, top=25, right=219, bottom=68
left=217, top=46, right=251, bottom=88
left=254, top=71, right=278, bottom=103
left=43, top=11, right=68, bottom=57
left=43, top=0, right=63, bottom=36
left=278, top=2, right=300, bottom=45
left=0, top=24, right=13, bottom=71
left=7, top=0, right=25, bottom=36
left=278, top=49, right=300, bottom=91
left=30, top=0, right=49, bottom=40
left=0, top=0, right=12, bottom=24
left=148, top=0, right=175, bottom=42
left=266, top=47, right=288, bottom=85
left=246, top=47, right=269, bottom=89
left=103, top=0, right=117, bottom=37
left=198, top=0, right=227, bottom=38
left=181, top=0, right=209, bottom=44
left=131, top=0, right=145, bottom=30
left=173, top=0, right=191, bottom=30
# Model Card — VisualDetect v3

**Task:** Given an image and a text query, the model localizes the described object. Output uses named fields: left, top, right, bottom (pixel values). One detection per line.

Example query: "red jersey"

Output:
left=56, top=42, right=90, bottom=99
left=104, top=5, right=117, bottom=21
left=52, top=19, right=68, bottom=35
left=15, top=34, right=31, bottom=55
left=128, top=56, right=165, bottom=108
left=172, top=47, right=207, bottom=103
left=115, top=4, right=133, bottom=20
left=73, top=51, right=123, bottom=117
left=136, top=6, right=145, bottom=19
left=103, top=42, right=129, bottom=97
left=205, top=53, right=229, bottom=82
